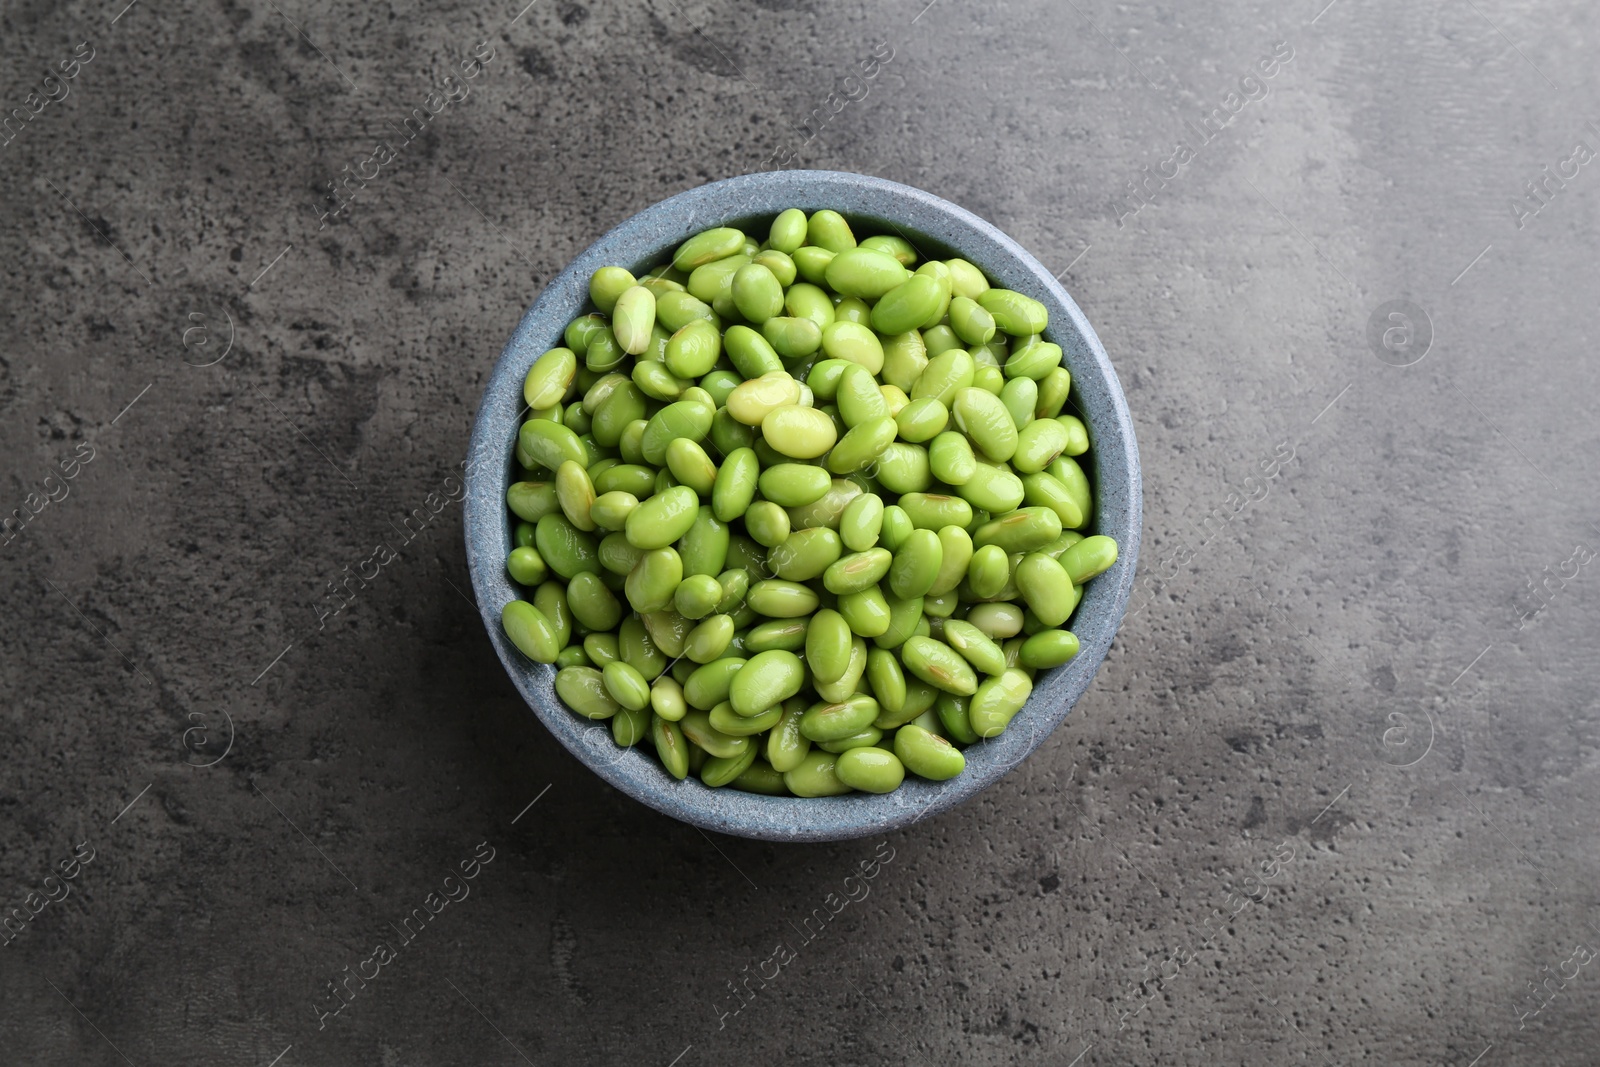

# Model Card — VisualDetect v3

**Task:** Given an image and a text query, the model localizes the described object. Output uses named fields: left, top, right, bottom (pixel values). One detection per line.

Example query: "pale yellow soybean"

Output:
left=524, top=347, right=578, bottom=409
left=762, top=405, right=838, bottom=459
left=820, top=321, right=885, bottom=375
left=965, top=601, right=1025, bottom=639
left=612, top=286, right=657, bottom=355
left=968, top=668, right=1034, bottom=737
left=726, top=371, right=801, bottom=426
left=556, top=460, right=597, bottom=532
left=650, top=674, right=687, bottom=721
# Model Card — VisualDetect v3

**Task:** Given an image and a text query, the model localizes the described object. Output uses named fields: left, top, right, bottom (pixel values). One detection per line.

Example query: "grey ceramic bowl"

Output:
left=465, top=170, right=1141, bottom=842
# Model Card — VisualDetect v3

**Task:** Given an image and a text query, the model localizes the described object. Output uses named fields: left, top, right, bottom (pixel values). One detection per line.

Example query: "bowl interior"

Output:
left=465, top=171, right=1142, bottom=842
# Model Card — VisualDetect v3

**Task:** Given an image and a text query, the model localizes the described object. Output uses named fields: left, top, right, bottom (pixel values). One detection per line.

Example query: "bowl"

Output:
left=464, top=170, right=1141, bottom=842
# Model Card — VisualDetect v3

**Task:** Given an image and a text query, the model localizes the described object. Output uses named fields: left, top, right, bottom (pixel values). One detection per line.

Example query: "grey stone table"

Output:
left=2, top=0, right=1595, bottom=1063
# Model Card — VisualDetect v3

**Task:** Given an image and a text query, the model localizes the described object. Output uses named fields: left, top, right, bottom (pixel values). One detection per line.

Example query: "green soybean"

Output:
left=900, top=635, right=978, bottom=695
left=895, top=724, right=966, bottom=780
left=766, top=703, right=812, bottom=772
left=969, top=669, right=1033, bottom=737
left=783, top=750, right=853, bottom=797
left=674, top=228, right=746, bottom=271
left=1060, top=534, right=1118, bottom=584
left=502, top=601, right=561, bottom=663
left=834, top=747, right=905, bottom=793
left=800, top=695, right=881, bottom=742
left=768, top=527, right=844, bottom=582
left=977, top=288, right=1048, bottom=336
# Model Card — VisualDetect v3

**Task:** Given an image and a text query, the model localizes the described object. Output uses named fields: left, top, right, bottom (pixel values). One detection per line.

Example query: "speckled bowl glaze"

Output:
left=465, top=170, right=1141, bottom=842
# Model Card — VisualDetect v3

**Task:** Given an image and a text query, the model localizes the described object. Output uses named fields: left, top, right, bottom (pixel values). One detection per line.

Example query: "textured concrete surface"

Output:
left=2, top=0, right=1597, bottom=1064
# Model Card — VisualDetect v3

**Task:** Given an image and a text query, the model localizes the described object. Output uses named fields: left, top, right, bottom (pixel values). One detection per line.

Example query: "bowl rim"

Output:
left=464, top=170, right=1142, bottom=842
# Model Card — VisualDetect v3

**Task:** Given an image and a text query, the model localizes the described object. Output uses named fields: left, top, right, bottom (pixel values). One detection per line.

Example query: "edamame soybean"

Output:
left=508, top=210, right=1121, bottom=795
